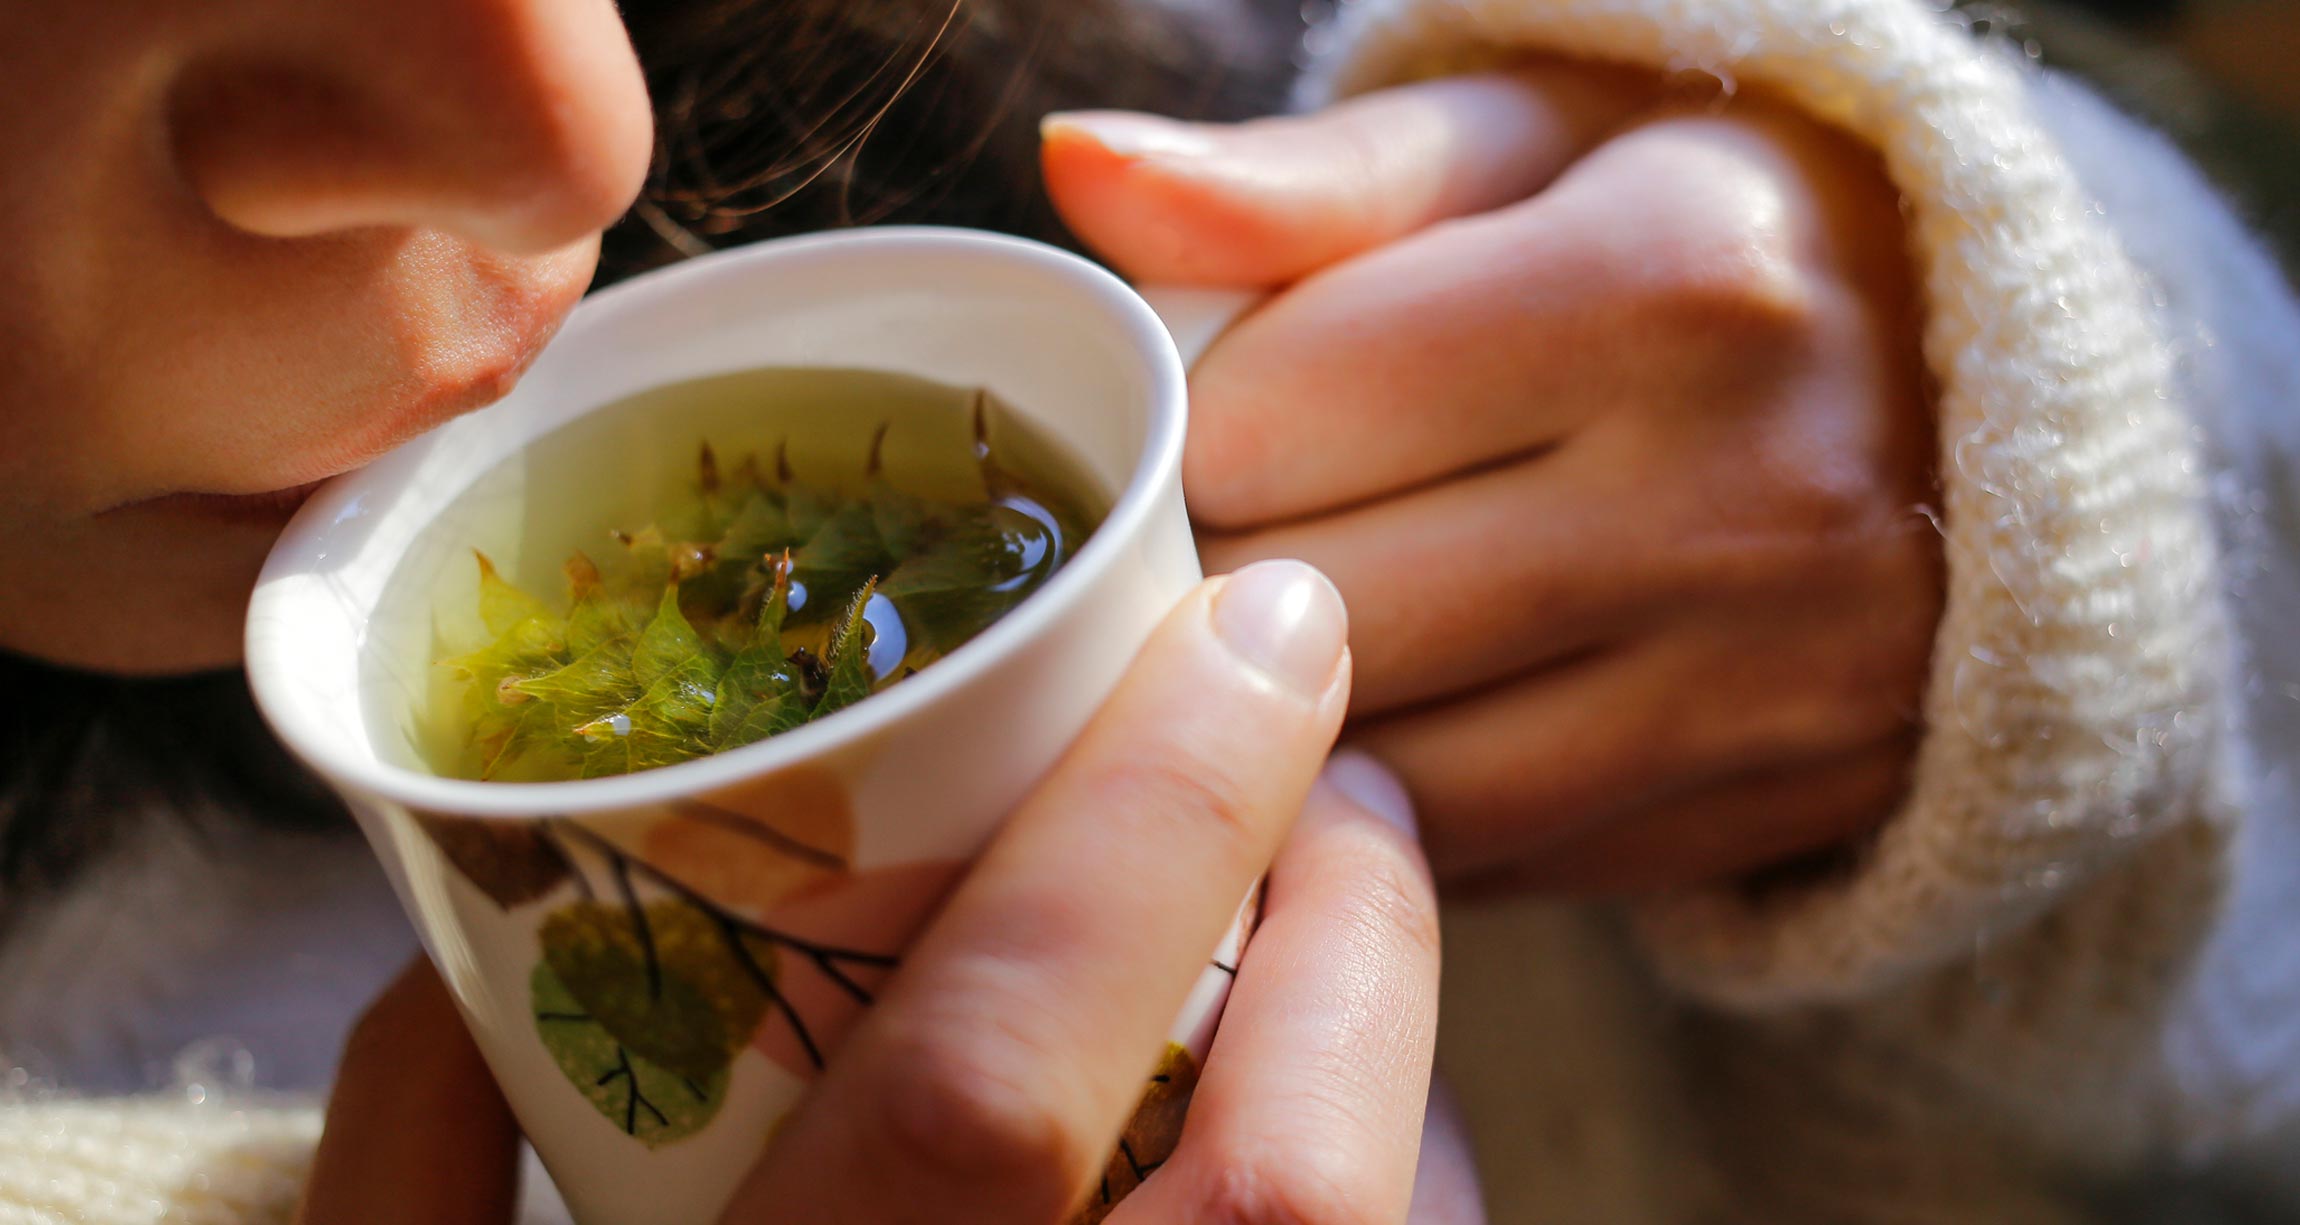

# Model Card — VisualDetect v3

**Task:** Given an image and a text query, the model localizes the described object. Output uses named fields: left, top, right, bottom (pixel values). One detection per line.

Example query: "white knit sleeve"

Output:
left=1300, top=0, right=2239, bottom=1007
left=0, top=1099, right=318, bottom=1225
left=2019, top=67, right=2300, bottom=1153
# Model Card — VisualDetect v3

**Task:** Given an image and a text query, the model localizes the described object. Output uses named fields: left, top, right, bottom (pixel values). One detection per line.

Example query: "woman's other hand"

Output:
left=299, top=563, right=1480, bottom=1224
left=1046, top=68, right=1942, bottom=894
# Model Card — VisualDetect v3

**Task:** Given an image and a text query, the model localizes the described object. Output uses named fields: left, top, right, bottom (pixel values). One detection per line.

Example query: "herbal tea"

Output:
left=388, top=368, right=1107, bottom=782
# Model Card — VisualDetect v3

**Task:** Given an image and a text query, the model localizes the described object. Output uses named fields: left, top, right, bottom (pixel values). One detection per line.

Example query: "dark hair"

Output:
left=0, top=650, right=345, bottom=931
left=0, top=0, right=1301, bottom=923
left=599, top=0, right=1300, bottom=282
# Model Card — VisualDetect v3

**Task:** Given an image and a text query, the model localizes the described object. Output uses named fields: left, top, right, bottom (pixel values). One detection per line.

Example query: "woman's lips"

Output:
left=101, top=349, right=534, bottom=530
left=131, top=479, right=330, bottom=526
left=100, top=240, right=584, bottom=533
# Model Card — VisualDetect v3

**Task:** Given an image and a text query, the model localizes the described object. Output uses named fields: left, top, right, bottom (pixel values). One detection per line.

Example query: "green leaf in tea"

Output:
left=425, top=384, right=1102, bottom=782
left=562, top=552, right=634, bottom=655
left=581, top=652, right=720, bottom=777
left=710, top=556, right=809, bottom=750
left=790, top=501, right=888, bottom=615
left=714, top=494, right=796, bottom=583
left=474, top=551, right=555, bottom=638
left=513, top=640, right=640, bottom=731
left=444, top=587, right=563, bottom=688
left=630, top=585, right=711, bottom=688
left=438, top=575, right=570, bottom=778
left=814, top=579, right=880, bottom=721
left=882, top=504, right=1052, bottom=653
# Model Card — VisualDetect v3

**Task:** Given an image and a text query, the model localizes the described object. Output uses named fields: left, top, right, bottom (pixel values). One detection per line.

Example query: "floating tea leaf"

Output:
left=420, top=380, right=1103, bottom=781
left=475, top=552, right=555, bottom=638
left=814, top=580, right=880, bottom=721
left=711, top=559, right=808, bottom=751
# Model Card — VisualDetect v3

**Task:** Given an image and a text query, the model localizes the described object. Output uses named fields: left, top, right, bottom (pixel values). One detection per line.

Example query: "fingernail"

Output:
left=1211, top=559, right=1347, bottom=699
left=1042, top=111, right=1219, bottom=161
left=1323, top=750, right=1418, bottom=834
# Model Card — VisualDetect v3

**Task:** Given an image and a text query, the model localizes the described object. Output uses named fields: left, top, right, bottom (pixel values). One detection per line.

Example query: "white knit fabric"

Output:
left=1308, top=1, right=2300, bottom=1220
left=0, top=1100, right=315, bottom=1225
left=0, top=1098, right=581, bottom=1225
left=7, top=3, right=2297, bottom=1222
left=1302, top=0, right=2230, bottom=1009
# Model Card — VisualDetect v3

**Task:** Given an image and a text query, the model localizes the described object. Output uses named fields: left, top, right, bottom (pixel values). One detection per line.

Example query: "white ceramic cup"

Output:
left=245, top=227, right=1255, bottom=1224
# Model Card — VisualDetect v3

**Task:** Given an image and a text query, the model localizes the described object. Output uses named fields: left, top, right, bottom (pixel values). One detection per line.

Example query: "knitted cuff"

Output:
left=0, top=1098, right=319, bottom=1224
left=1303, top=0, right=2229, bottom=1007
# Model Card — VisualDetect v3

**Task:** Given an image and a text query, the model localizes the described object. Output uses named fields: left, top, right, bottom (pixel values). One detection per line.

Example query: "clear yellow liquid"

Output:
left=366, top=367, right=1109, bottom=781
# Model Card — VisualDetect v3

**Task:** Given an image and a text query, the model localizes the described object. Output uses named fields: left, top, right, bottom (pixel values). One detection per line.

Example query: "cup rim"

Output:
left=245, top=226, right=1187, bottom=818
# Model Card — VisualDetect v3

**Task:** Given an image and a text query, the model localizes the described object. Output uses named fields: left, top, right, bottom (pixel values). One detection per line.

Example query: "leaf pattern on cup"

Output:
left=1074, top=1044, right=1202, bottom=1224
left=412, top=811, right=572, bottom=907
left=533, top=959, right=732, bottom=1148
left=743, top=859, right=962, bottom=1079
left=414, top=782, right=1241, bottom=1222
left=415, top=774, right=922, bottom=1146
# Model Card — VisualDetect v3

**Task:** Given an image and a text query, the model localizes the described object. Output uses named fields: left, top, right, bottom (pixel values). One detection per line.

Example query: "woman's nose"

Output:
left=167, top=0, right=652, bottom=254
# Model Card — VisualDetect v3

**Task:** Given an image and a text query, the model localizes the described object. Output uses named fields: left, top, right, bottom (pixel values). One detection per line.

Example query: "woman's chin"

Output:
left=0, top=500, right=286, bottom=675
left=133, top=481, right=327, bottom=527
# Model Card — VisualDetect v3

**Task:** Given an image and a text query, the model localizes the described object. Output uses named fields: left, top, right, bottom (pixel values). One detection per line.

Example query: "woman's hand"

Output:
left=299, top=562, right=1482, bottom=1224
left=1045, top=67, right=1943, bottom=894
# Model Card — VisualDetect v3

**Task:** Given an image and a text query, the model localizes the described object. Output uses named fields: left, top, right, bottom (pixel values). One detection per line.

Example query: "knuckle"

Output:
left=1095, top=753, right=1268, bottom=855
left=1182, top=405, right=1277, bottom=530
left=1188, top=1151, right=1388, bottom=1225
left=1767, top=456, right=1898, bottom=543
left=1327, top=843, right=1441, bottom=967
left=1650, top=238, right=1821, bottom=370
left=1612, top=193, right=1828, bottom=391
left=863, top=1020, right=1086, bottom=1203
left=1694, top=424, right=1924, bottom=555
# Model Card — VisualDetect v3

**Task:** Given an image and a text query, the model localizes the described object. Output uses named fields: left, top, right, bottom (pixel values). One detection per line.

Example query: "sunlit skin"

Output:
left=4, top=2, right=1938, bottom=1213
left=1, top=4, right=1471, bottom=1217
left=302, top=572, right=1473, bottom=1225
left=0, top=0, right=650, bottom=672
left=1046, top=66, right=1941, bottom=894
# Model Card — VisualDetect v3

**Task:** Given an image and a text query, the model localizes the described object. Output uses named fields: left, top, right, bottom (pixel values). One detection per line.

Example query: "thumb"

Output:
left=1042, top=63, right=1654, bottom=287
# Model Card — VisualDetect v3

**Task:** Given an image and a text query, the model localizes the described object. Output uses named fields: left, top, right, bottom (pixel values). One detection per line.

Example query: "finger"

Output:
left=1197, top=435, right=1667, bottom=715
left=1412, top=1080, right=1488, bottom=1225
left=1199, top=394, right=1936, bottom=717
left=296, top=960, right=521, bottom=1225
left=1470, top=734, right=1916, bottom=895
left=1350, top=646, right=1670, bottom=880
left=1112, top=752, right=1439, bottom=1225
left=1043, top=63, right=1656, bottom=287
left=1353, top=626, right=1915, bottom=881
left=728, top=561, right=1352, bottom=1225
left=1178, top=101, right=1873, bottom=528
